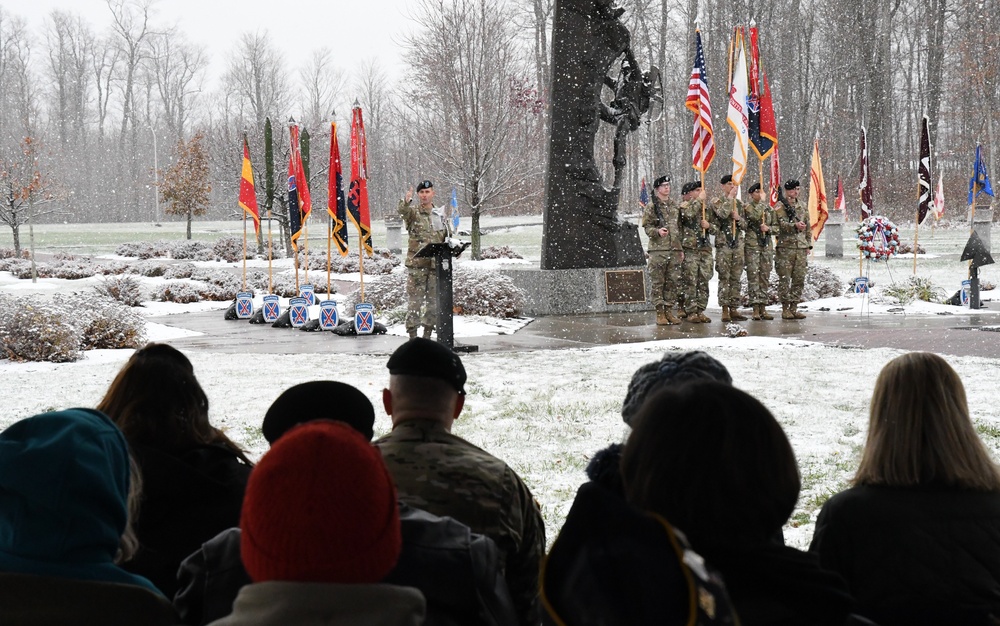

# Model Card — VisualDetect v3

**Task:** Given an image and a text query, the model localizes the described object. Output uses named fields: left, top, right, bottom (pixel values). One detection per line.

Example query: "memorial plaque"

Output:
left=605, top=269, right=646, bottom=304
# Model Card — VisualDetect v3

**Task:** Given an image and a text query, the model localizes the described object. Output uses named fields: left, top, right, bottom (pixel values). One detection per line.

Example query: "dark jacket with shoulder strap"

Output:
left=810, top=484, right=1000, bottom=626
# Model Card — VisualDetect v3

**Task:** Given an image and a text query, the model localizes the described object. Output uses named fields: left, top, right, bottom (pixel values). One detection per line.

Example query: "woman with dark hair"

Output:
left=621, top=381, right=853, bottom=626
left=98, top=343, right=253, bottom=598
left=810, top=352, right=1000, bottom=625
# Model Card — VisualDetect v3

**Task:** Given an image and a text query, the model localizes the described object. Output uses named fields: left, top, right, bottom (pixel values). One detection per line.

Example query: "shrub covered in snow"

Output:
left=478, top=245, right=524, bottom=260
left=0, top=248, right=29, bottom=260
left=154, top=281, right=203, bottom=303
left=51, top=262, right=97, bottom=280
left=95, top=275, right=145, bottom=307
left=51, top=294, right=146, bottom=350
left=163, top=262, right=197, bottom=279
left=881, top=276, right=944, bottom=304
left=116, top=241, right=171, bottom=259
left=305, top=247, right=400, bottom=275
left=171, top=240, right=214, bottom=261
left=0, top=296, right=83, bottom=362
left=801, top=265, right=847, bottom=301
left=213, top=236, right=248, bottom=263
left=343, top=271, right=406, bottom=313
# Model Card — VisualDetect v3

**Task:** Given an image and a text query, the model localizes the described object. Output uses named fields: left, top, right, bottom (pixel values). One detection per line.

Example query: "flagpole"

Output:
left=304, top=222, right=310, bottom=284
left=913, top=190, right=920, bottom=275
left=358, top=237, right=366, bottom=303
left=326, top=219, right=333, bottom=300
left=267, top=207, right=273, bottom=294
left=242, top=213, right=248, bottom=291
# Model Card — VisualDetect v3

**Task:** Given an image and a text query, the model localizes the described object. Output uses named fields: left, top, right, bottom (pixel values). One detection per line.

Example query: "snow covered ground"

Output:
left=3, top=217, right=1000, bottom=550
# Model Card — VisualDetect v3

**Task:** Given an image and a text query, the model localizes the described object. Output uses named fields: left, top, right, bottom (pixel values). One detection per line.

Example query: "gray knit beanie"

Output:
left=620, top=351, right=732, bottom=425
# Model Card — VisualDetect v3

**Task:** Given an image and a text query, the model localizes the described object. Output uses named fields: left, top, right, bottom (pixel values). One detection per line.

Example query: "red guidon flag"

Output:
left=238, top=136, right=260, bottom=233
left=347, top=104, right=373, bottom=256
left=328, top=122, right=349, bottom=256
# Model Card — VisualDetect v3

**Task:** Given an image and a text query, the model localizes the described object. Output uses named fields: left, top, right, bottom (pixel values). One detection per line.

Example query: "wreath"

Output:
left=857, top=216, right=900, bottom=261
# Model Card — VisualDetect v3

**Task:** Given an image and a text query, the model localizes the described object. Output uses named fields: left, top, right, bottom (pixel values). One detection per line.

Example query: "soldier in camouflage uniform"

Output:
left=398, top=180, right=450, bottom=339
left=709, top=175, right=747, bottom=322
left=678, top=181, right=716, bottom=323
left=773, top=179, right=811, bottom=319
left=743, top=183, right=776, bottom=320
left=641, top=175, right=683, bottom=325
left=375, top=339, right=546, bottom=626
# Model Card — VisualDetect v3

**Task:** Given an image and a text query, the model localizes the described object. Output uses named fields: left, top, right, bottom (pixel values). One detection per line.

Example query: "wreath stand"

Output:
left=856, top=216, right=902, bottom=318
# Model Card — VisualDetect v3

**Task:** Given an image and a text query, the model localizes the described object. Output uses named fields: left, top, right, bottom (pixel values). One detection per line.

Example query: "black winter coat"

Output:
left=123, top=442, right=252, bottom=598
left=810, top=484, right=1000, bottom=626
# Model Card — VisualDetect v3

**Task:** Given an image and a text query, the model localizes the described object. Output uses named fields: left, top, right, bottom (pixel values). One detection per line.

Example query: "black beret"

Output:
left=416, top=180, right=433, bottom=191
left=262, top=381, right=375, bottom=444
left=681, top=181, right=701, bottom=195
left=387, top=338, right=467, bottom=394
left=621, top=351, right=732, bottom=426
left=653, top=175, right=671, bottom=188
left=747, top=183, right=762, bottom=194
left=720, top=174, right=733, bottom=185
left=784, top=179, right=800, bottom=191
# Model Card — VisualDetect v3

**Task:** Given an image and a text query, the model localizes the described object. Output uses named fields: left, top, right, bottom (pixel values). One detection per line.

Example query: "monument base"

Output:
left=501, top=265, right=652, bottom=316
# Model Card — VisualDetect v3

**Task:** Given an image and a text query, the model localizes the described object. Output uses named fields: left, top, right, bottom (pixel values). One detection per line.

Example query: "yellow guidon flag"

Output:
left=238, top=137, right=260, bottom=233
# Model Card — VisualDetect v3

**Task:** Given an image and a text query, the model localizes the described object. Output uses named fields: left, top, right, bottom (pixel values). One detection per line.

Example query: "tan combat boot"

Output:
left=760, top=305, right=774, bottom=320
left=751, top=304, right=763, bottom=321
left=655, top=306, right=669, bottom=325
left=676, top=308, right=687, bottom=319
left=730, top=306, right=748, bottom=321
left=664, top=307, right=682, bottom=325
left=698, top=311, right=712, bottom=323
left=721, top=306, right=732, bottom=322
left=793, top=304, right=807, bottom=319
left=781, top=303, right=796, bottom=320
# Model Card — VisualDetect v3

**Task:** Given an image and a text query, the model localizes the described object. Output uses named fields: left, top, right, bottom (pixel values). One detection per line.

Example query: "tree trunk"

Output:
left=186, top=211, right=192, bottom=239
left=12, top=225, right=21, bottom=256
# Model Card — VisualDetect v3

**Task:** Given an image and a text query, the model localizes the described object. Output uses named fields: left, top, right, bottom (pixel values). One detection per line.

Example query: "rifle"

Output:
left=777, top=189, right=797, bottom=224
left=745, top=206, right=770, bottom=247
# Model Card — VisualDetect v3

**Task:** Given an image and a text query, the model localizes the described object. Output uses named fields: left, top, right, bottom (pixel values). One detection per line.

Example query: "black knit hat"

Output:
left=416, top=180, right=433, bottom=191
left=720, top=174, right=733, bottom=185
left=784, top=179, right=800, bottom=191
left=387, top=338, right=467, bottom=394
left=262, top=381, right=376, bottom=444
left=653, top=176, right=671, bottom=188
left=620, top=351, right=732, bottom=425
left=747, top=183, right=762, bottom=194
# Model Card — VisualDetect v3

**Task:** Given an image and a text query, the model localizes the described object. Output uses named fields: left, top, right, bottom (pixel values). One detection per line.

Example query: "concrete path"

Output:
left=157, top=300, right=1000, bottom=359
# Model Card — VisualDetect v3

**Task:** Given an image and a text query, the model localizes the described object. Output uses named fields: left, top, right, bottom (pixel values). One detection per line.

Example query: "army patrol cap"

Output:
left=747, top=183, right=762, bottom=194
left=653, top=175, right=671, bottom=188
left=416, top=180, right=434, bottom=191
left=387, top=338, right=467, bottom=394
left=784, top=179, right=800, bottom=191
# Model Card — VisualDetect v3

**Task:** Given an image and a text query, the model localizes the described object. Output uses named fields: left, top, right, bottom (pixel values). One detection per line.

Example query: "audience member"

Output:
left=207, top=420, right=425, bottom=625
left=586, top=350, right=732, bottom=495
left=97, top=342, right=253, bottom=597
left=377, top=338, right=546, bottom=626
left=621, top=381, right=853, bottom=625
left=0, top=409, right=178, bottom=625
left=810, top=352, right=1000, bottom=625
left=175, top=380, right=517, bottom=626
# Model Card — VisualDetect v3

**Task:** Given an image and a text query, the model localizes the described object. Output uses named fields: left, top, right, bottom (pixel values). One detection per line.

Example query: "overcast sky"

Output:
left=11, top=0, right=412, bottom=84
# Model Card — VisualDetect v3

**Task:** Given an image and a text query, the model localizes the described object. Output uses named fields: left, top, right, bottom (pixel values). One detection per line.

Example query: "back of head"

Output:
left=0, top=409, right=133, bottom=576
left=97, top=343, right=213, bottom=451
left=621, top=381, right=800, bottom=546
left=386, top=338, right=467, bottom=420
left=240, top=421, right=402, bottom=584
left=621, top=350, right=732, bottom=426
left=856, top=351, right=1000, bottom=490
left=262, top=381, right=376, bottom=444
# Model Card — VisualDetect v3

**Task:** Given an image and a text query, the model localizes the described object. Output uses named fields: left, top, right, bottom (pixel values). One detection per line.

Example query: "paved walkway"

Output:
left=158, top=300, right=1000, bottom=359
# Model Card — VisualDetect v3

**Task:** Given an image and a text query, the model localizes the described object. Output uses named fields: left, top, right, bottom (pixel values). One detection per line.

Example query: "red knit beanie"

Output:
left=240, top=421, right=402, bottom=583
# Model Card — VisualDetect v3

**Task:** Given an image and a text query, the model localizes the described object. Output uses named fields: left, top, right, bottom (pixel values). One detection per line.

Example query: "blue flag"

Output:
left=638, top=177, right=650, bottom=207
left=450, top=187, right=460, bottom=231
left=969, top=144, right=994, bottom=205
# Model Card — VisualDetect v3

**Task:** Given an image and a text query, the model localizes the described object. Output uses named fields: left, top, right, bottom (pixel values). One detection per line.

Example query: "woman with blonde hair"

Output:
left=98, top=343, right=253, bottom=598
left=810, top=351, right=1000, bottom=625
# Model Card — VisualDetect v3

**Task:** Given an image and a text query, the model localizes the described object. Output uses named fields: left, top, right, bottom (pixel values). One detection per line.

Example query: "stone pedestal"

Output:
left=385, top=221, right=402, bottom=254
left=501, top=265, right=652, bottom=316
left=969, top=207, right=993, bottom=252
left=824, top=210, right=845, bottom=257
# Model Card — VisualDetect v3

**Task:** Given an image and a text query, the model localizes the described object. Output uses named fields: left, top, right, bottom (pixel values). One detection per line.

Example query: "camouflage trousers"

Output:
left=745, top=246, right=774, bottom=305
left=406, top=267, right=438, bottom=330
left=774, top=247, right=808, bottom=303
left=714, top=244, right=745, bottom=307
left=647, top=250, right=684, bottom=309
left=681, top=248, right=714, bottom=313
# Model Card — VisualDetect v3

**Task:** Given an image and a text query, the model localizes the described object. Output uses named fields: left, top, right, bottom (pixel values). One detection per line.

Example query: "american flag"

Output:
left=686, top=30, right=715, bottom=172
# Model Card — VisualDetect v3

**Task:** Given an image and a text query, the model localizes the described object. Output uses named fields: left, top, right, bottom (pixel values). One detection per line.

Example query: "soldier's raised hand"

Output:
left=405, top=186, right=414, bottom=203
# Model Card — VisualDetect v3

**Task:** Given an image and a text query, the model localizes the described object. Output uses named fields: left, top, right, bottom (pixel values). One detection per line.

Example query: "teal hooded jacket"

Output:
left=0, top=408, right=160, bottom=594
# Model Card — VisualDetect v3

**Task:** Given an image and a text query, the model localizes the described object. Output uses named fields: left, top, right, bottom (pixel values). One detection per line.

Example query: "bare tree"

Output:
left=298, top=48, right=346, bottom=130
left=148, top=30, right=207, bottom=142
left=106, top=0, right=156, bottom=149
left=223, top=31, right=292, bottom=130
left=44, top=11, right=94, bottom=147
left=0, top=137, right=58, bottom=254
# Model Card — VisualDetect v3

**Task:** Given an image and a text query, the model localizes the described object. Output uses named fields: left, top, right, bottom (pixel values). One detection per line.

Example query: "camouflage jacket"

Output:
left=774, top=197, right=812, bottom=249
left=398, top=199, right=448, bottom=269
left=743, top=199, right=776, bottom=249
left=641, top=197, right=682, bottom=251
left=375, top=419, right=545, bottom=626
left=679, top=199, right=716, bottom=251
left=709, top=194, right=745, bottom=249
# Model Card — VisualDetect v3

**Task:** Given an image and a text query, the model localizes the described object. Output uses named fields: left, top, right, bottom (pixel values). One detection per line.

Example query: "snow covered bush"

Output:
left=3, top=259, right=36, bottom=278
left=213, top=236, right=247, bottom=263
left=163, top=262, right=197, bottom=279
left=268, top=273, right=308, bottom=298
left=154, top=281, right=203, bottom=303
left=116, top=241, right=171, bottom=259
left=800, top=265, right=845, bottom=301
left=51, top=294, right=146, bottom=350
left=95, top=275, right=145, bottom=307
left=170, top=240, right=214, bottom=260
left=0, top=248, right=29, bottom=259
left=343, top=271, right=406, bottom=313
left=882, top=276, right=944, bottom=304
left=478, top=245, right=524, bottom=260
left=95, top=260, right=130, bottom=275
left=52, top=262, right=97, bottom=280
left=305, top=247, right=400, bottom=275
left=0, top=296, right=82, bottom=362
left=131, top=260, right=170, bottom=277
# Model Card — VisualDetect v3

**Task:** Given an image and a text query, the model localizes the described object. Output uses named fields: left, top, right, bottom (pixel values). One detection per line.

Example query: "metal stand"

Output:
left=414, top=240, right=478, bottom=352
left=961, top=231, right=995, bottom=310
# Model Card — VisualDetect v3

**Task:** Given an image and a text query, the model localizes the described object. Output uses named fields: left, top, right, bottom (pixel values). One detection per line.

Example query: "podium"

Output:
left=414, top=240, right=478, bottom=352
